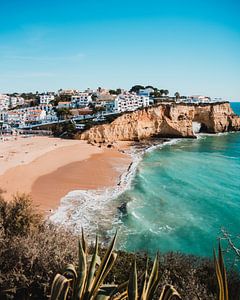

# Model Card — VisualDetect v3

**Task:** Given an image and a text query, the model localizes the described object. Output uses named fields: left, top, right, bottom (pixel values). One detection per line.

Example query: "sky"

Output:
left=0, top=0, right=240, bottom=101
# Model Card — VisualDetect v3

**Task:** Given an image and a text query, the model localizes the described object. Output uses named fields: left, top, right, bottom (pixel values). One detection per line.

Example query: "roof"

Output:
left=70, top=108, right=93, bottom=115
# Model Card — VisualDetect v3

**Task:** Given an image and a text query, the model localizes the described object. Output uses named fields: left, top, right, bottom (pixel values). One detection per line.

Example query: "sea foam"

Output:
left=49, top=139, right=180, bottom=239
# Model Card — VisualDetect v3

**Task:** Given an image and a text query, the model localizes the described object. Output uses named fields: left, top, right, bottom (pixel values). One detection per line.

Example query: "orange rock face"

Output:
left=79, top=102, right=240, bottom=143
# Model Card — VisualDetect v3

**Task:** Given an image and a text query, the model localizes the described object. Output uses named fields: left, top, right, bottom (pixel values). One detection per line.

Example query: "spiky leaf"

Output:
left=128, top=259, right=138, bottom=300
left=76, top=238, right=87, bottom=299
left=159, top=284, right=181, bottom=300
left=89, top=232, right=117, bottom=298
left=50, top=274, right=70, bottom=300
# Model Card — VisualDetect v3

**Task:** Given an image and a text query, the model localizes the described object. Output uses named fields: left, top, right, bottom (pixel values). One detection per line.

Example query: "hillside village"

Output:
left=0, top=86, right=224, bottom=133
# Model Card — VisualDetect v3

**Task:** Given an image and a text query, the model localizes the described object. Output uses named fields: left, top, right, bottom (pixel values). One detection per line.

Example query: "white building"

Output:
left=6, top=106, right=47, bottom=126
left=71, top=93, right=92, bottom=108
left=138, top=88, right=154, bottom=97
left=115, top=93, right=150, bottom=113
left=25, top=109, right=46, bottom=124
left=0, top=111, right=7, bottom=122
left=7, top=111, right=26, bottom=125
left=39, top=94, right=55, bottom=105
left=0, top=94, right=10, bottom=110
left=58, top=89, right=79, bottom=96
left=9, top=96, right=25, bottom=108
left=0, top=94, right=25, bottom=110
left=187, top=95, right=211, bottom=103
left=58, top=101, right=72, bottom=109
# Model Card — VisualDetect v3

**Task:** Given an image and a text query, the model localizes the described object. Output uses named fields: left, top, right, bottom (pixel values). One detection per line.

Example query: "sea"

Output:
left=115, top=102, right=240, bottom=257
left=51, top=102, right=240, bottom=258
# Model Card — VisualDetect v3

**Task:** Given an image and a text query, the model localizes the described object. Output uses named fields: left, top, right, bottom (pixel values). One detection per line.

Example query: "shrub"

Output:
left=0, top=194, right=240, bottom=299
left=0, top=192, right=42, bottom=237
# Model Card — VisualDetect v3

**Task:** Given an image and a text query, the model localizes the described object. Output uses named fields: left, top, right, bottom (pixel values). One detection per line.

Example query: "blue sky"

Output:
left=0, top=0, right=240, bottom=100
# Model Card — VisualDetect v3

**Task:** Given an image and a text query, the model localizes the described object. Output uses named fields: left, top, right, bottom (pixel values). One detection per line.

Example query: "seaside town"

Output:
left=0, top=85, right=224, bottom=136
left=1, top=0, right=240, bottom=298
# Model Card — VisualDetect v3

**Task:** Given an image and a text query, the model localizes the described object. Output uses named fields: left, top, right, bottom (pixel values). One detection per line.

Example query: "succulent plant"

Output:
left=127, top=255, right=181, bottom=300
left=50, top=230, right=121, bottom=300
left=50, top=231, right=182, bottom=300
left=214, top=242, right=229, bottom=300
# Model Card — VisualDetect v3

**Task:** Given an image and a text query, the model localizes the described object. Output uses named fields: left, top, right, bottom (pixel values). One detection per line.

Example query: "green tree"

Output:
left=109, top=89, right=117, bottom=95
left=175, top=92, right=180, bottom=99
left=116, top=88, right=122, bottom=95
left=164, top=89, right=169, bottom=96
left=129, top=85, right=144, bottom=93
left=145, top=85, right=155, bottom=90
left=56, top=108, right=72, bottom=120
left=160, top=89, right=165, bottom=96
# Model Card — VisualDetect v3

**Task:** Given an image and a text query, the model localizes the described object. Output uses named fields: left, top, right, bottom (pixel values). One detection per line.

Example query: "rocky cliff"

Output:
left=79, top=102, right=240, bottom=143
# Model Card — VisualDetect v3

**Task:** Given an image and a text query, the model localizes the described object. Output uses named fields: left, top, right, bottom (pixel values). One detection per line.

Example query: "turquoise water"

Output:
left=116, top=103, right=240, bottom=257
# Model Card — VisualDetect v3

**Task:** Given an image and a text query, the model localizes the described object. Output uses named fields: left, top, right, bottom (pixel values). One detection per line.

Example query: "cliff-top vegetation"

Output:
left=0, top=192, right=240, bottom=299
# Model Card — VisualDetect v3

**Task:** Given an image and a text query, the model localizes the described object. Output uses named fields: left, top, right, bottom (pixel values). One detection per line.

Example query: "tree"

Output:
left=109, top=89, right=117, bottom=95
left=164, top=90, right=169, bottom=96
left=109, top=89, right=122, bottom=95
left=145, top=85, right=155, bottom=90
left=129, top=85, right=144, bottom=93
left=175, top=92, right=180, bottom=99
left=91, top=94, right=98, bottom=102
left=56, top=108, right=72, bottom=120
left=116, top=88, right=122, bottom=95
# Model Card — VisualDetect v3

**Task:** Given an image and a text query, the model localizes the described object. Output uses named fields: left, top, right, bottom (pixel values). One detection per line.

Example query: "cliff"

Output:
left=79, top=102, right=240, bottom=143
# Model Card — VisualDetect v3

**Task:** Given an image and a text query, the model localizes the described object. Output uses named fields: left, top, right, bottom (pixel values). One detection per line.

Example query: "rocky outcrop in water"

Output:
left=78, top=102, right=240, bottom=143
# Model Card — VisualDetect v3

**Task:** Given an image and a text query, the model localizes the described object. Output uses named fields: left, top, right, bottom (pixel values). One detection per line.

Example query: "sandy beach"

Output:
left=0, top=136, right=131, bottom=214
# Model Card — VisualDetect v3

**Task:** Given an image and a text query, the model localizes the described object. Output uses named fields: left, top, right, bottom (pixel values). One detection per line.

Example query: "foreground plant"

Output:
left=214, top=242, right=229, bottom=300
left=127, top=255, right=181, bottom=300
left=50, top=231, right=121, bottom=299
left=50, top=231, right=181, bottom=300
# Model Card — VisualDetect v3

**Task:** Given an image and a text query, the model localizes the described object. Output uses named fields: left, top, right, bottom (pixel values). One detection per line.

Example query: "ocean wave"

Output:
left=49, top=146, right=142, bottom=238
left=149, top=225, right=174, bottom=234
left=144, top=138, right=181, bottom=153
left=49, top=139, right=179, bottom=239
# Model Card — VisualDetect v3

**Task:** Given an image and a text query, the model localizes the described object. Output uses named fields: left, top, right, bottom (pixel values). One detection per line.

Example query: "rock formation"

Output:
left=79, top=102, right=240, bottom=143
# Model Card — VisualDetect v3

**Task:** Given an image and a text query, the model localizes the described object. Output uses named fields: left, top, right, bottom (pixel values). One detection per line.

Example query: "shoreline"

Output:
left=0, top=136, right=131, bottom=214
left=49, top=138, right=172, bottom=237
left=32, top=147, right=131, bottom=214
left=0, top=135, right=184, bottom=238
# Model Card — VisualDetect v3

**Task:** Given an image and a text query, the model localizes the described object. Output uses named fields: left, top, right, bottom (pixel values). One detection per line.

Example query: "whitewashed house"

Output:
left=138, top=88, right=154, bottom=97
left=58, top=101, right=72, bottom=109
left=7, top=111, right=26, bottom=125
left=115, top=93, right=150, bottom=113
left=39, top=94, right=55, bottom=105
left=71, top=93, right=92, bottom=108
left=6, top=107, right=47, bottom=126
left=25, top=109, right=46, bottom=123
left=0, top=111, right=7, bottom=122
left=9, top=96, right=25, bottom=108
left=0, top=94, right=10, bottom=110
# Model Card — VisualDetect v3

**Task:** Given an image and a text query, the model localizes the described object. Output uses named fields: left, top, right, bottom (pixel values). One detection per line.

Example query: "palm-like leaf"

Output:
left=214, top=241, right=229, bottom=300
left=50, top=231, right=118, bottom=300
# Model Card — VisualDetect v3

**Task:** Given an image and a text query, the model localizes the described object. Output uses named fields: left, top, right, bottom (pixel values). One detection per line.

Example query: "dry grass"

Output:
left=0, top=193, right=239, bottom=299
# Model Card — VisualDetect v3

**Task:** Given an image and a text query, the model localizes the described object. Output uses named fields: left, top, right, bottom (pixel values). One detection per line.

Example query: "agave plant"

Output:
left=50, top=230, right=122, bottom=300
left=50, top=231, right=181, bottom=300
left=214, top=241, right=229, bottom=300
left=127, top=255, right=181, bottom=300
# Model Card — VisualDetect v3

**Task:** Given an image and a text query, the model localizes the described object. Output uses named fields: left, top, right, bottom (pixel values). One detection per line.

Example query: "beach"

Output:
left=0, top=136, right=131, bottom=214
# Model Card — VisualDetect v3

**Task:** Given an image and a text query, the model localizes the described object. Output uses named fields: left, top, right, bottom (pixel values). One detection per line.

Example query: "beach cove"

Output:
left=0, top=103, right=239, bottom=256
left=0, top=136, right=131, bottom=214
left=50, top=103, right=240, bottom=256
